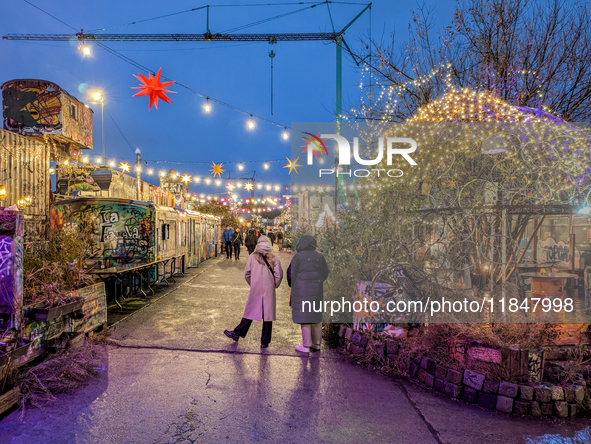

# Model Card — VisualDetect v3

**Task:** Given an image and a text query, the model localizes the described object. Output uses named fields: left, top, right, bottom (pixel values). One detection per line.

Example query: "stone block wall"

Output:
left=336, top=326, right=586, bottom=418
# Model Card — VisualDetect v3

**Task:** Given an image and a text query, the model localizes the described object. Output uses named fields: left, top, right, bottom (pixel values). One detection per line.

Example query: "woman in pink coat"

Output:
left=224, top=236, right=283, bottom=348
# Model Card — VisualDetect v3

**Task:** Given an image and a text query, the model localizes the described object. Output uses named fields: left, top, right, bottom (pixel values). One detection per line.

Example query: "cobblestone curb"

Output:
left=336, top=326, right=585, bottom=418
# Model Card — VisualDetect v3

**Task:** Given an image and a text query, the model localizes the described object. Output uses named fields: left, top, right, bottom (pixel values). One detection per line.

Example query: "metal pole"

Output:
left=101, top=99, right=105, bottom=164
left=334, top=35, right=342, bottom=212
left=136, top=148, right=141, bottom=200
left=502, top=208, right=507, bottom=299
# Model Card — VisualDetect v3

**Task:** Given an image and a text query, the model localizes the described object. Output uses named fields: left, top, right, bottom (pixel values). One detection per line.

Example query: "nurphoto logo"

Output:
left=302, top=133, right=418, bottom=177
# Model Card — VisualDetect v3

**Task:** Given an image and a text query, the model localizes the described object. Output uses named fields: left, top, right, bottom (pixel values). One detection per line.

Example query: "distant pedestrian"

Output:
left=268, top=230, right=275, bottom=246
left=245, top=229, right=257, bottom=255
left=287, top=235, right=329, bottom=353
left=224, top=236, right=284, bottom=348
left=276, top=229, right=284, bottom=251
left=233, top=228, right=244, bottom=260
left=222, top=225, right=234, bottom=259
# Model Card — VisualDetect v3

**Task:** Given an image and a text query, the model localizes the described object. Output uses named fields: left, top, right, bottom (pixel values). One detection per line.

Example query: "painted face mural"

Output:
left=2, top=85, right=62, bottom=134
left=51, top=200, right=155, bottom=268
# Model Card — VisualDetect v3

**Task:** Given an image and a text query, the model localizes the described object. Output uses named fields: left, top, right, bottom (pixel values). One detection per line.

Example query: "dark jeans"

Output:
left=225, top=241, right=232, bottom=258
left=233, top=243, right=241, bottom=259
left=233, top=317, right=272, bottom=345
left=246, top=246, right=255, bottom=255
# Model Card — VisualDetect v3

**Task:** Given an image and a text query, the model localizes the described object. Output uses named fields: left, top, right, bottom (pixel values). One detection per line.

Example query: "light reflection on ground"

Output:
left=525, top=427, right=591, bottom=443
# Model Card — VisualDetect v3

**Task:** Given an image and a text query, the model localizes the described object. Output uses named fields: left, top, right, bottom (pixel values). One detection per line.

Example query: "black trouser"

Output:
left=246, top=246, right=255, bottom=255
left=233, top=317, right=272, bottom=345
left=225, top=241, right=232, bottom=258
left=233, top=243, right=241, bottom=259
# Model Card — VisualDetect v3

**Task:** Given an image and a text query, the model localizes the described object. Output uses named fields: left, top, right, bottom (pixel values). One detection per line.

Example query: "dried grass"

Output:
left=17, top=340, right=106, bottom=409
left=343, top=322, right=568, bottom=382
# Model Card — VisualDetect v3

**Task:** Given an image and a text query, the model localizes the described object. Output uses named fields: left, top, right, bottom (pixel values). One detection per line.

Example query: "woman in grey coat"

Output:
left=224, top=236, right=283, bottom=348
left=287, top=235, right=329, bottom=353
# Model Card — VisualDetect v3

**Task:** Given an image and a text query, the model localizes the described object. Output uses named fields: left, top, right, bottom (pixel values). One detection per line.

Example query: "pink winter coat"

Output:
left=242, top=251, right=283, bottom=322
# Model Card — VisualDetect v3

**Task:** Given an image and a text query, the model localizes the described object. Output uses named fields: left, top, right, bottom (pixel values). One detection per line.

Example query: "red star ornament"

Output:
left=132, top=68, right=176, bottom=110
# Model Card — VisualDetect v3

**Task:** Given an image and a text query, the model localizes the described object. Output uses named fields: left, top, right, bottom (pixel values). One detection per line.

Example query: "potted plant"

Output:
left=23, top=220, right=95, bottom=322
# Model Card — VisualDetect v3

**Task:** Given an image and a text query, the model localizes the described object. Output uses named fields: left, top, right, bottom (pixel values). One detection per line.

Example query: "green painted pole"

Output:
left=334, top=35, right=342, bottom=210
left=206, top=6, right=210, bottom=33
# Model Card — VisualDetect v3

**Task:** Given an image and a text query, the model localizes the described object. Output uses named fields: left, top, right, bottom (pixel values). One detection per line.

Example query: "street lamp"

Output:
left=91, top=92, right=105, bottom=164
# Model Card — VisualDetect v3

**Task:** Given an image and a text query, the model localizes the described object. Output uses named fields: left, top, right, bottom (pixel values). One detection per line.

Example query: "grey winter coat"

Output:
left=287, top=235, right=329, bottom=324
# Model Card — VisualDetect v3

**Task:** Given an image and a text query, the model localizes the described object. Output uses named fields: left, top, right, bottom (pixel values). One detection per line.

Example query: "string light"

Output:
left=238, top=164, right=244, bottom=171
left=247, top=115, right=255, bottom=130
left=282, top=128, right=289, bottom=140
left=109, top=161, right=116, bottom=167
left=263, top=163, right=269, bottom=170
left=148, top=169, right=154, bottom=175
left=204, top=97, right=211, bottom=113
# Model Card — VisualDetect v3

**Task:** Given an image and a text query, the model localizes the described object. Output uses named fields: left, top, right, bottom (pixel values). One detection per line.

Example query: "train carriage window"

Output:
left=162, top=223, right=170, bottom=240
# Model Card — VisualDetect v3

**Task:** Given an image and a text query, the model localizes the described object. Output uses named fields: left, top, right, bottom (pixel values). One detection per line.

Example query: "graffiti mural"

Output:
left=0, top=210, right=23, bottom=312
left=2, top=84, right=61, bottom=134
left=2, top=79, right=93, bottom=149
left=51, top=199, right=155, bottom=268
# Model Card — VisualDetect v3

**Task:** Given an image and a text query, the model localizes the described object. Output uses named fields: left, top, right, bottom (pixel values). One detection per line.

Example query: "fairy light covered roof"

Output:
left=408, top=89, right=560, bottom=123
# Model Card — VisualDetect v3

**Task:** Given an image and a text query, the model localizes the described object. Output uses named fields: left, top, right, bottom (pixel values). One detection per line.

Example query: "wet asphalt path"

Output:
left=1, top=248, right=590, bottom=443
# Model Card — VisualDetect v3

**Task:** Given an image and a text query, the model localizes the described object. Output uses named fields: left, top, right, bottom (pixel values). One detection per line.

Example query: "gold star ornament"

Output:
left=210, top=162, right=224, bottom=178
left=284, top=157, right=302, bottom=174
left=181, top=174, right=192, bottom=184
left=119, top=162, right=131, bottom=173
left=244, top=182, right=254, bottom=191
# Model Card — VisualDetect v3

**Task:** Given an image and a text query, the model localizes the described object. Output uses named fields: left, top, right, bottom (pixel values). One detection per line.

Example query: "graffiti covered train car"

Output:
left=50, top=197, right=221, bottom=270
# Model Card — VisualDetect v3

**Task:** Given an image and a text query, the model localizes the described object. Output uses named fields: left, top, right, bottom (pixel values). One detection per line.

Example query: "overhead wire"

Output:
left=23, top=0, right=77, bottom=31
left=20, top=0, right=372, bottom=136
left=104, top=106, right=137, bottom=156
left=220, top=3, right=325, bottom=33
left=88, top=2, right=370, bottom=33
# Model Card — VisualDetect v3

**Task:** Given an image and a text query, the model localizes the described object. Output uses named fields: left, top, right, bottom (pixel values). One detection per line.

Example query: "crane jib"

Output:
left=2, top=32, right=341, bottom=42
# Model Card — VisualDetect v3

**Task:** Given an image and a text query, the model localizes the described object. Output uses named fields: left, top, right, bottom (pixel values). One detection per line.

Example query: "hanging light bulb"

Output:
left=81, top=44, right=90, bottom=56
left=238, top=164, right=244, bottom=171
left=263, top=163, right=269, bottom=170
left=148, top=169, right=154, bottom=175
left=109, top=161, right=115, bottom=167
left=204, top=97, right=211, bottom=113
left=282, top=128, right=289, bottom=140
left=247, top=115, right=255, bottom=129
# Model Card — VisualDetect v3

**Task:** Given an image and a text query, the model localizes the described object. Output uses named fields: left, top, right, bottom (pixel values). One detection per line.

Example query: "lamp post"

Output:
left=92, top=92, right=105, bottom=164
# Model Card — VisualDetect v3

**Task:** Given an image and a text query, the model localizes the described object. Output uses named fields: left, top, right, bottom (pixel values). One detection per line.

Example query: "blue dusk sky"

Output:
left=0, top=0, right=457, bottom=197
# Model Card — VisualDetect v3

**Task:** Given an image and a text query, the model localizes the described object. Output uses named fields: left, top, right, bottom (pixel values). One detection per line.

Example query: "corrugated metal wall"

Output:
left=0, top=128, right=50, bottom=237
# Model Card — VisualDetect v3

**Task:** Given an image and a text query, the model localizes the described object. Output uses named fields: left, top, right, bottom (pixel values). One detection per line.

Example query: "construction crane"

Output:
left=4, top=3, right=372, bottom=209
left=3, top=32, right=340, bottom=42
left=3, top=4, right=371, bottom=130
